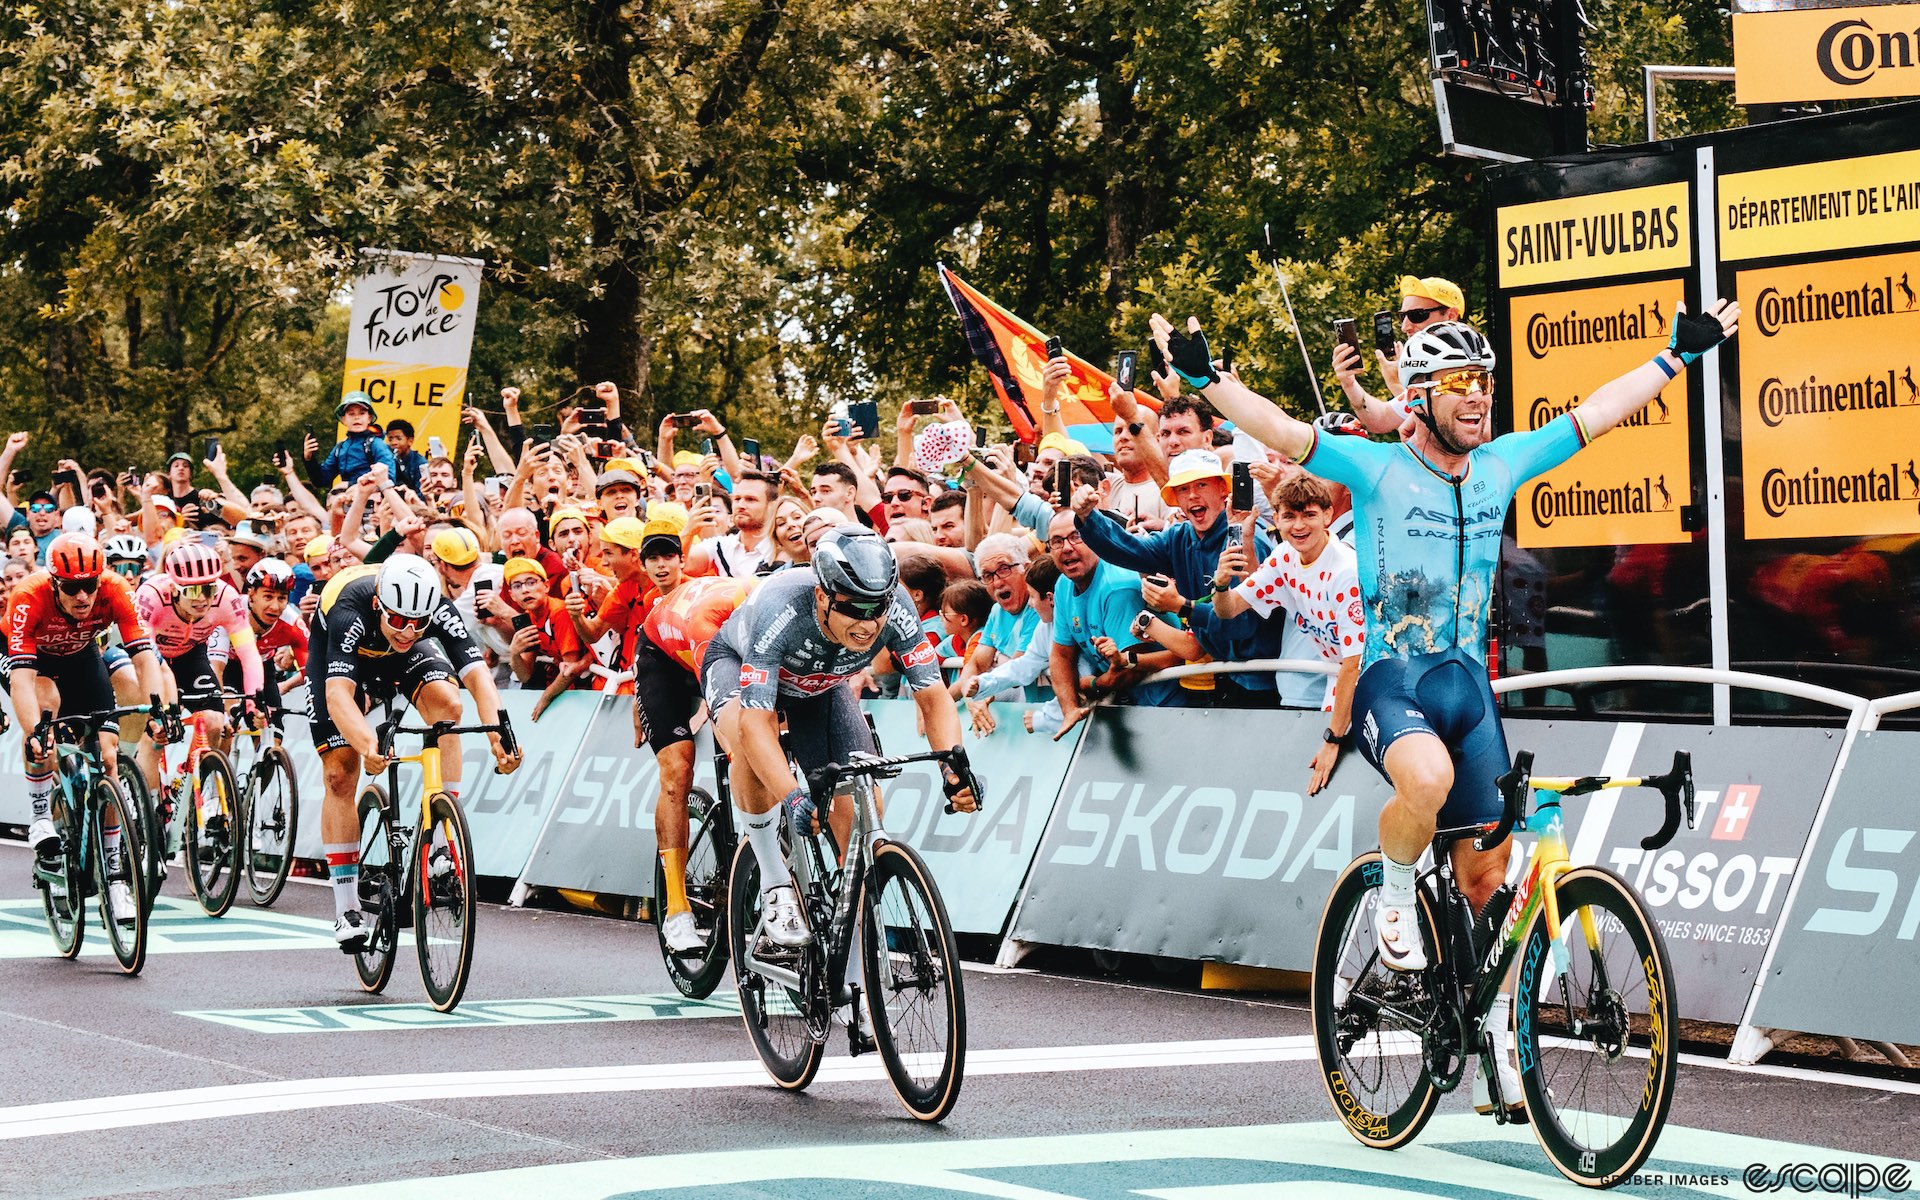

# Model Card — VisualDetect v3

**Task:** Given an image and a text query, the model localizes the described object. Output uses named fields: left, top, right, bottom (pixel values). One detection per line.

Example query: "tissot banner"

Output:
left=341, top=249, right=484, bottom=457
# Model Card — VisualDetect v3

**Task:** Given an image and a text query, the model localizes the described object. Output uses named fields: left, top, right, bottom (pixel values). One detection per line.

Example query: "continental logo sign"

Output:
left=1734, top=6, right=1920, bottom=105
left=1496, top=182, right=1690, bottom=288
left=1720, top=147, right=1920, bottom=260
left=1738, top=252, right=1920, bottom=540
left=1508, top=278, right=1691, bottom=549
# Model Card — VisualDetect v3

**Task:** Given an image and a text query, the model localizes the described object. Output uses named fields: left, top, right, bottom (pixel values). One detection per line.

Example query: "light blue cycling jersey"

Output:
left=1300, top=413, right=1590, bottom=669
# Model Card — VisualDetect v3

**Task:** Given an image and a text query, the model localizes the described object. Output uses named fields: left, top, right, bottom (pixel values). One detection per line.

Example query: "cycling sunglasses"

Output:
left=381, top=609, right=431, bottom=632
left=1419, top=367, right=1492, bottom=398
left=178, top=582, right=218, bottom=600
left=56, top=577, right=99, bottom=596
left=827, top=594, right=889, bottom=622
left=1399, top=304, right=1446, bottom=325
left=110, top=561, right=143, bottom=579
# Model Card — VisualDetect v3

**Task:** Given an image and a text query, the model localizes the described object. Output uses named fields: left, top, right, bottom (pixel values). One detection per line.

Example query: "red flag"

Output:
left=939, top=264, right=1155, bottom=443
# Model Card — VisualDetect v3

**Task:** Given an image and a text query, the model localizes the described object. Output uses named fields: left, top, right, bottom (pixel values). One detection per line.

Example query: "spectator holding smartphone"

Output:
left=1331, top=275, right=1466, bottom=434
left=1046, top=508, right=1179, bottom=737
left=501, top=556, right=595, bottom=716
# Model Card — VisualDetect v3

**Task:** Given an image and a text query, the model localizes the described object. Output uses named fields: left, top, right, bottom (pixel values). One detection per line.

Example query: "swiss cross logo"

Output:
left=1713, top=784, right=1759, bottom=841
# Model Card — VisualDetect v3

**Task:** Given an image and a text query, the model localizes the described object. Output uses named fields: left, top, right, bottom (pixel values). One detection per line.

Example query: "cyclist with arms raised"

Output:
left=703, top=527, right=977, bottom=965
left=1149, top=303, right=1736, bottom=1107
left=8, top=534, right=169, bottom=924
left=310, top=554, right=521, bottom=948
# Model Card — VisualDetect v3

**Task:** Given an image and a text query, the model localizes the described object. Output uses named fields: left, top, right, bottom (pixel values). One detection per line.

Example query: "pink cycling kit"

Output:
left=135, top=576, right=264, bottom=694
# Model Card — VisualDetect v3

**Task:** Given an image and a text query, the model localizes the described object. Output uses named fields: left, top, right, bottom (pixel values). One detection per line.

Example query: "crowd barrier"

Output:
left=1, top=666, right=1912, bottom=1063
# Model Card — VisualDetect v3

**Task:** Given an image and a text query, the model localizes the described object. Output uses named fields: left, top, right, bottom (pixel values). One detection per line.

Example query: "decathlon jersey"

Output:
left=1298, top=414, right=1588, bottom=668
left=714, top=567, right=939, bottom=709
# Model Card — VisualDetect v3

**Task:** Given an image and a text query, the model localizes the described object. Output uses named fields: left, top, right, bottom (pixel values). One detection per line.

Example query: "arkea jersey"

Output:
left=714, top=567, right=938, bottom=708
left=317, top=565, right=486, bottom=681
left=6, top=571, right=151, bottom=668
left=1299, top=414, right=1588, bottom=668
left=645, top=576, right=756, bottom=672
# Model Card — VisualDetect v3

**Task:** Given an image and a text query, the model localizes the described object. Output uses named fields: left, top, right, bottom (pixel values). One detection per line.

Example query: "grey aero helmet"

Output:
left=811, top=525, right=898, bottom=610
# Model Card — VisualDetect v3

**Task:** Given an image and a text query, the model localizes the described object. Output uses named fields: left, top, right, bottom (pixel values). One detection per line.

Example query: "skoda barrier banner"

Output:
left=517, top=697, right=1082, bottom=937
left=1753, top=730, right=1920, bottom=1045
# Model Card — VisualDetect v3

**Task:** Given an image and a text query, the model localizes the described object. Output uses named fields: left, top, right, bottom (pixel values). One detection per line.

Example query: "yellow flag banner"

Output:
left=341, top=250, right=485, bottom=457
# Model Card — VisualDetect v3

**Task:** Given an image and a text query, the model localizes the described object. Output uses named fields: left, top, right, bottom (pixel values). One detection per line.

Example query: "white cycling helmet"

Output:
left=1399, top=321, right=1496, bottom=383
left=375, top=553, right=443, bottom=621
left=102, top=534, right=149, bottom=564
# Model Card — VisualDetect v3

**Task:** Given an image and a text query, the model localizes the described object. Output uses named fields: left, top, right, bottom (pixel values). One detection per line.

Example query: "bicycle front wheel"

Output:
left=354, top=785, right=398, bottom=995
left=657, top=788, right=731, bottom=1000
left=1516, top=866, right=1679, bottom=1188
left=414, top=790, right=477, bottom=1012
left=93, top=781, right=148, bottom=975
left=115, top=751, right=162, bottom=915
left=863, top=840, right=966, bottom=1122
left=244, top=747, right=300, bottom=907
left=40, top=791, right=84, bottom=959
left=1311, top=852, right=1442, bottom=1150
left=184, top=751, right=242, bottom=917
left=725, top=841, right=824, bottom=1090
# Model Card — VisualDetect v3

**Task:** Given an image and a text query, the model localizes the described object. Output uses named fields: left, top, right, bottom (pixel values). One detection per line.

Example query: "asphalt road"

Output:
left=2, top=839, right=1915, bottom=1200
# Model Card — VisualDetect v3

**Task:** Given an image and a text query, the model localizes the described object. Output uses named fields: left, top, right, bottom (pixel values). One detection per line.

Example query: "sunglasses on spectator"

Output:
left=1046, top=530, right=1084, bottom=549
left=56, top=577, right=99, bottom=596
left=1399, top=305, right=1446, bottom=325
left=381, top=609, right=430, bottom=631
left=880, top=489, right=925, bottom=503
left=1419, top=367, right=1492, bottom=397
left=827, top=594, right=888, bottom=622
left=178, top=582, right=218, bottom=600
left=29, top=502, right=57, bottom=513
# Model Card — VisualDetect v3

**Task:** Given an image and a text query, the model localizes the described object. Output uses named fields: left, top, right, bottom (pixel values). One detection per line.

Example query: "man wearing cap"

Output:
left=594, top=466, right=646, bottom=524
left=305, top=391, right=398, bottom=488
left=25, top=489, right=62, bottom=558
left=567, top=516, right=675, bottom=695
left=548, top=506, right=605, bottom=593
left=667, top=451, right=705, bottom=505
left=224, top=523, right=275, bottom=592
left=1332, top=275, right=1467, bottom=435
left=431, top=524, right=507, bottom=672
left=1070, top=447, right=1286, bottom=707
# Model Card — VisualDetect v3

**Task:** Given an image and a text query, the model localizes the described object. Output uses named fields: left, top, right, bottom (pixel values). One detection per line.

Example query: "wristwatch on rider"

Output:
left=1324, top=726, right=1348, bottom=748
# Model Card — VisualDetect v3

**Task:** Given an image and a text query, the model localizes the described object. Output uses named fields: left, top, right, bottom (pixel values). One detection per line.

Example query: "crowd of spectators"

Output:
left=0, top=276, right=1470, bottom=788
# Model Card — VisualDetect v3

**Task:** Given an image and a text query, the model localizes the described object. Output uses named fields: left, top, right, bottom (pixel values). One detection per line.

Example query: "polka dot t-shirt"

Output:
left=1233, top=536, right=1364, bottom=710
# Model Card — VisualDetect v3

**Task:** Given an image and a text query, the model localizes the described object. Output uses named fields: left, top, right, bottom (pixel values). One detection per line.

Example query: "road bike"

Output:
left=724, top=742, right=979, bottom=1122
left=227, top=697, right=300, bottom=907
left=1312, top=748, right=1694, bottom=1188
left=655, top=781, right=733, bottom=999
left=354, top=709, right=519, bottom=1013
left=153, top=694, right=245, bottom=918
left=29, top=700, right=169, bottom=975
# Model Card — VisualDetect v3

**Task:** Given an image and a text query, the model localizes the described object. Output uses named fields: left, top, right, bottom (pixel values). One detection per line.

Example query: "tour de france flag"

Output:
left=1737, top=247, right=1920, bottom=540
left=1508, top=278, right=1692, bottom=549
left=340, top=250, right=485, bottom=456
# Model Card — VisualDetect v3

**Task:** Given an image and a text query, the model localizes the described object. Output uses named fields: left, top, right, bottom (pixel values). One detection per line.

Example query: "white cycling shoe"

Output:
left=334, top=909, right=376, bottom=952
left=758, top=886, right=810, bottom=948
left=28, top=817, right=59, bottom=857
left=1374, top=897, right=1428, bottom=972
left=107, top=880, right=138, bottom=927
left=661, top=911, right=704, bottom=953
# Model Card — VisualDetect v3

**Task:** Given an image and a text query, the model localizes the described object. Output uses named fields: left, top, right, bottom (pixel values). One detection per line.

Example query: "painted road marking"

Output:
left=179, top=993, right=740, bottom=1034
left=0, top=896, right=343, bottom=959
left=233, top=1117, right=1920, bottom=1200
left=0, top=1036, right=1333, bottom=1139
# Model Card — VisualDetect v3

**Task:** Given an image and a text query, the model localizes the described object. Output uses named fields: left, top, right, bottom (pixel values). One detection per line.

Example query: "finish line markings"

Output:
left=179, top=993, right=740, bottom=1034
left=0, top=896, right=345, bottom=959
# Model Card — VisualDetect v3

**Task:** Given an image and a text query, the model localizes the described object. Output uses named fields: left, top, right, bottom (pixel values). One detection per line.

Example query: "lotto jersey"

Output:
left=1299, top=415, right=1588, bottom=668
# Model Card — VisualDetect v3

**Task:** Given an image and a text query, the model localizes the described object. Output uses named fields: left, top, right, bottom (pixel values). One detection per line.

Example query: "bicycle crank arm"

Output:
left=742, top=949, right=803, bottom=992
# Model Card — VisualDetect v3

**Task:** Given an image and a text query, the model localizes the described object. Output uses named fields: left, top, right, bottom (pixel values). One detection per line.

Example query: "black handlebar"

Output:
left=1639, top=751, right=1695, bottom=852
left=1481, top=748, right=1694, bottom=853
left=29, top=694, right=175, bottom=755
left=375, top=714, right=519, bottom=760
left=806, top=745, right=983, bottom=816
left=1483, top=750, right=1534, bottom=851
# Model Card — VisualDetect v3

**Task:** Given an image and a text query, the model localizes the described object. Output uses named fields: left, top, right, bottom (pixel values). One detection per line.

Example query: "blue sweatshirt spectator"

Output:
left=1074, top=448, right=1283, bottom=705
left=383, top=417, right=428, bottom=495
left=307, top=392, right=398, bottom=488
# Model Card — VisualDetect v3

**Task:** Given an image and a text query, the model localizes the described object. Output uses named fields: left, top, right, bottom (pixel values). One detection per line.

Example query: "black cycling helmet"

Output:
left=811, top=525, right=898, bottom=607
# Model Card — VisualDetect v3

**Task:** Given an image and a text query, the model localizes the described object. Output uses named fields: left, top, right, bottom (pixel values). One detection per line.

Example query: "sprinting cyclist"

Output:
left=309, top=554, right=521, bottom=948
left=7, top=534, right=169, bottom=925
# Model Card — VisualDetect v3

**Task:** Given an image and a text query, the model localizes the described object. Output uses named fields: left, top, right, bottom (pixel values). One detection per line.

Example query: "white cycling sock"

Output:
left=27, top=770, right=53, bottom=822
left=102, top=825, right=123, bottom=875
left=1487, top=992, right=1513, bottom=1044
left=742, top=810, right=792, bottom=890
left=324, top=843, right=360, bottom=919
left=1381, top=852, right=1418, bottom=906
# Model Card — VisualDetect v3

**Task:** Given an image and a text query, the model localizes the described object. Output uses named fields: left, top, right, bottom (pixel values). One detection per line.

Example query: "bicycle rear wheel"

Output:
left=415, top=790, right=477, bottom=1012
left=863, top=840, right=966, bottom=1122
left=244, top=747, right=300, bottom=907
left=93, top=781, right=149, bottom=975
left=115, top=751, right=162, bottom=915
left=725, top=841, right=824, bottom=1090
left=184, top=751, right=242, bottom=917
left=39, top=787, right=84, bottom=959
left=657, top=787, right=730, bottom=1000
left=1516, top=866, right=1678, bottom=1188
left=353, top=785, right=398, bottom=995
left=1311, top=852, right=1443, bottom=1150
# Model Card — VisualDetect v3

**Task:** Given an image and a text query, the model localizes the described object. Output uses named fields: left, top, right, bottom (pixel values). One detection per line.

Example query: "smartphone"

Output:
left=847, top=400, right=881, bottom=440
left=474, top=578, right=495, bottom=594
left=426, top=436, right=445, bottom=460
left=906, top=399, right=942, bottom=416
left=668, top=413, right=700, bottom=430
left=510, top=612, right=532, bottom=633
left=1145, top=573, right=1172, bottom=588
left=1333, top=318, right=1361, bottom=358
left=53, top=468, right=81, bottom=495
left=576, top=406, right=606, bottom=428
left=1373, top=310, right=1397, bottom=355
left=1052, top=460, right=1073, bottom=506
left=204, top=437, right=220, bottom=462
left=531, top=423, right=557, bottom=444
left=1231, top=460, right=1254, bottom=512
left=974, top=424, right=991, bottom=450
left=1221, top=346, right=1235, bottom=374
left=693, top=482, right=712, bottom=500
left=1115, top=350, right=1137, bottom=392
left=1013, top=441, right=1037, bottom=467
left=1044, top=335, right=1064, bottom=360
left=1225, top=522, right=1245, bottom=549
left=741, top=437, right=761, bottom=464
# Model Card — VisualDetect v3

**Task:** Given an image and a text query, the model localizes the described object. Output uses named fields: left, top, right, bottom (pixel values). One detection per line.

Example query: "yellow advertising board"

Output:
left=1496, top=182, right=1692, bottom=289
left=340, top=251, right=484, bottom=459
left=1509, top=278, right=1692, bottom=549
left=1720, top=148, right=1920, bottom=261
left=1734, top=6, right=1920, bottom=106
left=1736, top=248, right=1920, bottom=540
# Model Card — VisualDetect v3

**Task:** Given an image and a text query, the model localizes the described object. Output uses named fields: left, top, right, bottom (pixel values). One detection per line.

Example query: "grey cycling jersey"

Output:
left=714, top=567, right=941, bottom=709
